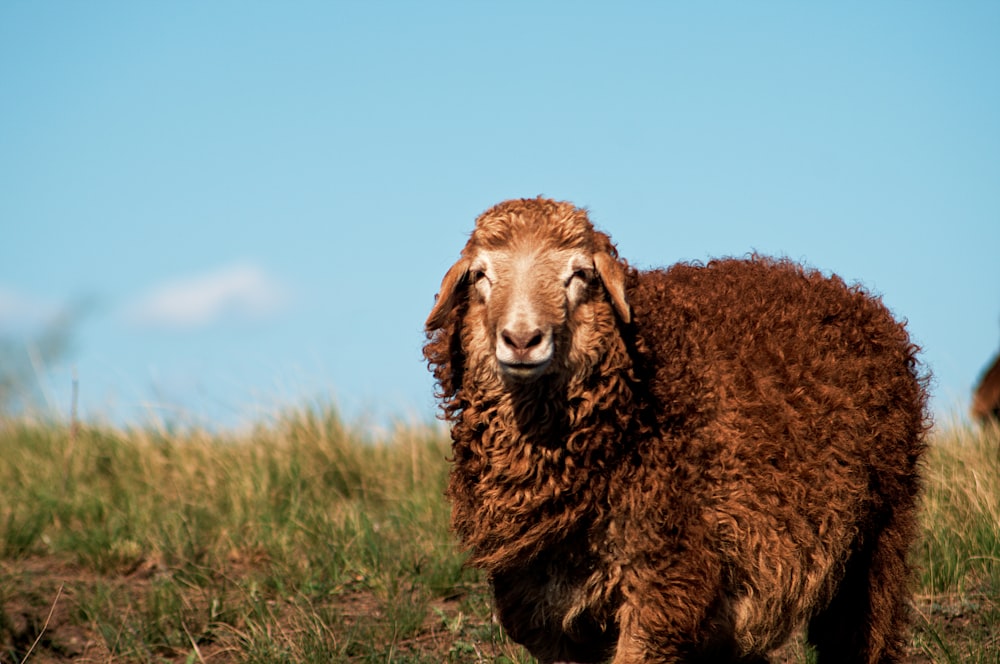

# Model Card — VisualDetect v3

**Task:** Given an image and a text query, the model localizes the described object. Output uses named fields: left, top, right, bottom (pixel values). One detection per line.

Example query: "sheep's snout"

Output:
left=496, top=323, right=554, bottom=379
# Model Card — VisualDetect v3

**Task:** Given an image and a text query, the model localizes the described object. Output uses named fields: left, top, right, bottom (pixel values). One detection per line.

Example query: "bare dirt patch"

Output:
left=3, top=555, right=995, bottom=662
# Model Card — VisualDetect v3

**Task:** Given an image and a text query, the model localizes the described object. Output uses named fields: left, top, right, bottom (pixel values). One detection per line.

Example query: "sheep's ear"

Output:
left=426, top=258, right=470, bottom=331
left=594, top=252, right=631, bottom=324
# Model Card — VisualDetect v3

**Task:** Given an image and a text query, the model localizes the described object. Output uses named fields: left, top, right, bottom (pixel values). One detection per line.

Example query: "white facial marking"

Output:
left=493, top=249, right=554, bottom=379
left=469, top=248, right=600, bottom=382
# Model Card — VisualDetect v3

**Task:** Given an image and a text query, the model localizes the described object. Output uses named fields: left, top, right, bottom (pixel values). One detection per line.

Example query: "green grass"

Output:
left=0, top=407, right=997, bottom=662
left=912, top=420, right=1000, bottom=663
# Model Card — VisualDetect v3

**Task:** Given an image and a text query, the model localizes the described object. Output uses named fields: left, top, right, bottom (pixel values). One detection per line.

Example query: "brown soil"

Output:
left=2, top=556, right=994, bottom=663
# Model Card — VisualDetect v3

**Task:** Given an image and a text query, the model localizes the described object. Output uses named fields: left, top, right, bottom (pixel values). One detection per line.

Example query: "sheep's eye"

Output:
left=566, top=269, right=592, bottom=287
left=470, top=270, right=492, bottom=298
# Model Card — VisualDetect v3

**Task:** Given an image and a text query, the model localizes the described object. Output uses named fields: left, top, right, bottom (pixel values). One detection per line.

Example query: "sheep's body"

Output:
left=425, top=198, right=929, bottom=664
left=971, top=352, right=1000, bottom=423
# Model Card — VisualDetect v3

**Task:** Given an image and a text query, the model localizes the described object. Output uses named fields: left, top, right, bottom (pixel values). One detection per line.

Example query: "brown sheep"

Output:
left=971, top=351, right=1000, bottom=423
left=424, top=197, right=930, bottom=663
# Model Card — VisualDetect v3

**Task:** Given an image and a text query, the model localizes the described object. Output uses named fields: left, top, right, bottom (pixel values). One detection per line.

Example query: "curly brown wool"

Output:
left=424, top=197, right=930, bottom=664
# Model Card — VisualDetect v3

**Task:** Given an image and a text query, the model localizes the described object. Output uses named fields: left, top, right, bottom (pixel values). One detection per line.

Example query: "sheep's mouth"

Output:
left=498, top=359, right=552, bottom=381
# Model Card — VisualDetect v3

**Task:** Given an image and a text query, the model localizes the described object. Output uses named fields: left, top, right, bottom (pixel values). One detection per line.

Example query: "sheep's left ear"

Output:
left=594, top=252, right=631, bottom=324
left=426, top=257, right=470, bottom=331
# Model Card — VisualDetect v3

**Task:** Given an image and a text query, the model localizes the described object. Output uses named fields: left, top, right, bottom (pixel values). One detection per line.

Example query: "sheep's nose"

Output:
left=496, top=324, right=554, bottom=378
left=501, top=328, right=544, bottom=353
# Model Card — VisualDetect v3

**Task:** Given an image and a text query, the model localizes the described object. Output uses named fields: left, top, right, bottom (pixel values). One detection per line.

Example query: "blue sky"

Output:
left=2, top=2, right=998, bottom=429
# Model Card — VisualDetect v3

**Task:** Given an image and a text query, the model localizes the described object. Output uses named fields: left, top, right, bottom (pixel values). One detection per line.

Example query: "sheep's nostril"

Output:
left=502, top=328, right=544, bottom=352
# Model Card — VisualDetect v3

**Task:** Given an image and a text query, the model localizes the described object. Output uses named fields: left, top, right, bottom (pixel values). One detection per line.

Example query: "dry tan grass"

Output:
left=0, top=410, right=996, bottom=662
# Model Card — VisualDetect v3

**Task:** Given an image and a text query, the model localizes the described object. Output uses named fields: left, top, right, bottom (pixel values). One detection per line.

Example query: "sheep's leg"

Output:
left=807, top=505, right=917, bottom=664
left=611, top=602, right=677, bottom=664
left=612, top=605, right=771, bottom=664
left=609, top=589, right=717, bottom=664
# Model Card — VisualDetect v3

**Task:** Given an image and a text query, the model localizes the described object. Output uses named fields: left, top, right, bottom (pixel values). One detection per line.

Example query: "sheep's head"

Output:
left=426, top=198, right=630, bottom=390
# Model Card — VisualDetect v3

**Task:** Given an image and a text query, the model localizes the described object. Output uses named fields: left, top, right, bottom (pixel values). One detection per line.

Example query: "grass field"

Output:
left=1, top=407, right=997, bottom=663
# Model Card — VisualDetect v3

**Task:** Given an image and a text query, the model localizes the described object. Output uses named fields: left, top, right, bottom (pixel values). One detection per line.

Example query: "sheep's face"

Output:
left=466, top=244, right=594, bottom=381
left=426, top=198, right=630, bottom=386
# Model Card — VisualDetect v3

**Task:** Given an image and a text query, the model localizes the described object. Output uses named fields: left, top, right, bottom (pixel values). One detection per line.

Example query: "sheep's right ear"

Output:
left=426, top=258, right=470, bottom=331
left=594, top=252, right=631, bottom=324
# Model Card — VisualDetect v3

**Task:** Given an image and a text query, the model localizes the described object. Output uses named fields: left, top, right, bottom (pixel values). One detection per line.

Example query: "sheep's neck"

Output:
left=448, top=340, right=638, bottom=569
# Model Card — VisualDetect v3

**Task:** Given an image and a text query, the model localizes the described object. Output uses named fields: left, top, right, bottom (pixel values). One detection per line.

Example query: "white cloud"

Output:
left=0, top=286, right=62, bottom=330
left=126, top=263, right=290, bottom=328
